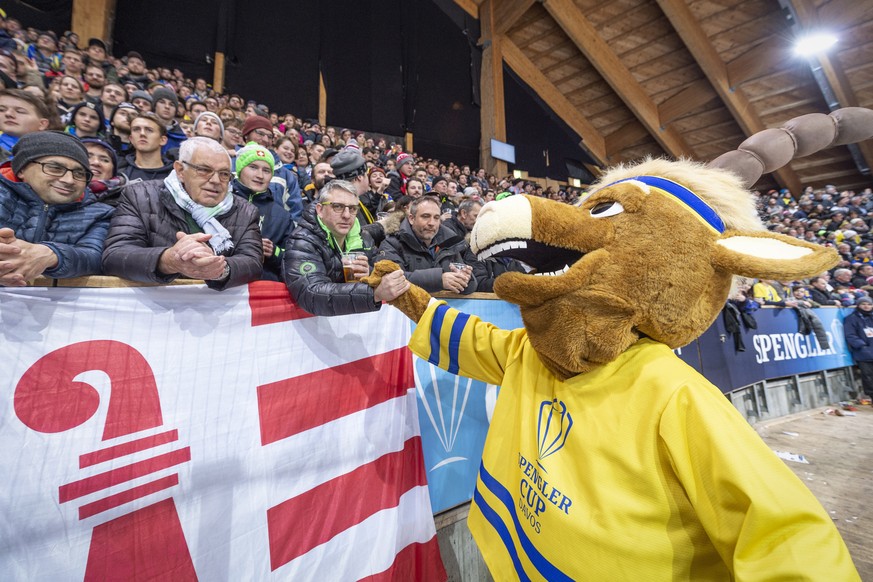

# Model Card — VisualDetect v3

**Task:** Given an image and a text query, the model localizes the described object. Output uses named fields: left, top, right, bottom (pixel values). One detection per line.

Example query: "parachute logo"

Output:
left=537, top=399, right=573, bottom=463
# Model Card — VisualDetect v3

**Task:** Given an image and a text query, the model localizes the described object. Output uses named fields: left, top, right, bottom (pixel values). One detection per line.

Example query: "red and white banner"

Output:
left=0, top=281, right=446, bottom=581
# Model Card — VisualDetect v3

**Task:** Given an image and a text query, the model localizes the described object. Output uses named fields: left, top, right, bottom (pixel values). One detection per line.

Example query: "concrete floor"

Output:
left=756, top=405, right=873, bottom=581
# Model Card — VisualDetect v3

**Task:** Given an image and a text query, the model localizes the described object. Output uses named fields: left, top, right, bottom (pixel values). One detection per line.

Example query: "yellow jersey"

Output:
left=410, top=301, right=859, bottom=581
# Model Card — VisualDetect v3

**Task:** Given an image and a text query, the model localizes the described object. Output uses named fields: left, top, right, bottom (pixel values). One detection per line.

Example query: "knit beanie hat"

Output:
left=130, top=90, right=153, bottom=104
left=80, top=137, right=118, bottom=176
left=12, top=131, right=90, bottom=176
left=193, top=111, right=225, bottom=140
left=152, top=87, right=178, bottom=107
left=235, top=141, right=275, bottom=175
left=395, top=152, right=413, bottom=169
left=241, top=115, right=272, bottom=138
left=330, top=149, right=367, bottom=180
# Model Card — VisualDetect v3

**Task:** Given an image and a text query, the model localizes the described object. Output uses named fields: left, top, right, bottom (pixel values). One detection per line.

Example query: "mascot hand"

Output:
left=363, top=260, right=432, bottom=322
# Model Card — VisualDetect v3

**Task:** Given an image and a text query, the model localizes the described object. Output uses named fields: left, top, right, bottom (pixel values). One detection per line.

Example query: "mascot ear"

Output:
left=712, top=230, right=839, bottom=280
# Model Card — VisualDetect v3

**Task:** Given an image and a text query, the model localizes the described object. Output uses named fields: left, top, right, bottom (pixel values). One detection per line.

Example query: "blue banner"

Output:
left=414, top=301, right=855, bottom=513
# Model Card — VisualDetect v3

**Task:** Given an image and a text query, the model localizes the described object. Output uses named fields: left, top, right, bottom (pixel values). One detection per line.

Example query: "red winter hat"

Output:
left=242, top=115, right=272, bottom=138
left=395, top=152, right=413, bottom=169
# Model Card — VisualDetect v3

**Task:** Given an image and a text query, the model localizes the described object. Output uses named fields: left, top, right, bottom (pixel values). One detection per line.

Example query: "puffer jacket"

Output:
left=283, top=204, right=381, bottom=316
left=377, top=219, right=477, bottom=294
left=0, top=171, right=114, bottom=279
left=101, top=178, right=263, bottom=290
left=232, top=179, right=294, bottom=281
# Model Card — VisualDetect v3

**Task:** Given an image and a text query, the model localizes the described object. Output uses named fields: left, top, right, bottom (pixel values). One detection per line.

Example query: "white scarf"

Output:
left=164, top=170, right=235, bottom=254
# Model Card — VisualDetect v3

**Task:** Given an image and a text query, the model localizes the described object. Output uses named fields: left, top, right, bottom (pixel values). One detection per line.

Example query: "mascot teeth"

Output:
left=534, top=264, right=570, bottom=277
left=478, top=240, right=528, bottom=261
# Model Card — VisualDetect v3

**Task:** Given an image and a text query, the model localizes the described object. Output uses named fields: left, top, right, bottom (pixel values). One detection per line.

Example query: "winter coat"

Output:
left=844, top=308, right=873, bottom=362
left=377, top=219, right=477, bottom=294
left=231, top=179, right=294, bottom=281
left=283, top=204, right=381, bottom=316
left=0, top=171, right=114, bottom=279
left=269, top=160, right=304, bottom=223
left=118, top=154, right=174, bottom=182
left=101, top=179, right=263, bottom=290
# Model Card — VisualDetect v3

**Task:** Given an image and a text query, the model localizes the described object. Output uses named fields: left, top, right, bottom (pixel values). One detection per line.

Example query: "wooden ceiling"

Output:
left=462, top=0, right=873, bottom=193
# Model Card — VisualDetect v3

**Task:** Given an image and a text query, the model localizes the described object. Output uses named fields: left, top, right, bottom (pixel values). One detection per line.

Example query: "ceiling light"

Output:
left=794, top=33, right=838, bottom=57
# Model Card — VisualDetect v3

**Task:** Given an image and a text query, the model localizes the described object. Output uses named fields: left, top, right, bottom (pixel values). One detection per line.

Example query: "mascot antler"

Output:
left=708, top=107, right=873, bottom=188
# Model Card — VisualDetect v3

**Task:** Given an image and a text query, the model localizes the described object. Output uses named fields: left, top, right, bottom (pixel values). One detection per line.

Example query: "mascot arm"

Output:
left=409, top=299, right=528, bottom=386
left=660, top=383, right=859, bottom=580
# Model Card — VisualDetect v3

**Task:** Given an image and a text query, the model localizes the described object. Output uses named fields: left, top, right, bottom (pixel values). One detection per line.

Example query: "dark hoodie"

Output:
left=118, top=153, right=174, bottom=182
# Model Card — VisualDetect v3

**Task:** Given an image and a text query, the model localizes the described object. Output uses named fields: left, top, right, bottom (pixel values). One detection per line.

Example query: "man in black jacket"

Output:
left=102, top=137, right=262, bottom=290
left=378, top=195, right=477, bottom=294
left=283, top=179, right=409, bottom=316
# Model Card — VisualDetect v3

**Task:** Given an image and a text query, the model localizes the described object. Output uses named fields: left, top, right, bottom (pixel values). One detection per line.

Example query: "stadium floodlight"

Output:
left=794, top=32, right=838, bottom=57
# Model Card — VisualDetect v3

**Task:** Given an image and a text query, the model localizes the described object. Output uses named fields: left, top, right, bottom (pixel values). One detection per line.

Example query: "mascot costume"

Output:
left=365, top=108, right=872, bottom=580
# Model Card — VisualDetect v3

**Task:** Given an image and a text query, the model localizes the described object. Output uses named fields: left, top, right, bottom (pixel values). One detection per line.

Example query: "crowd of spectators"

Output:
left=1, top=10, right=872, bottom=321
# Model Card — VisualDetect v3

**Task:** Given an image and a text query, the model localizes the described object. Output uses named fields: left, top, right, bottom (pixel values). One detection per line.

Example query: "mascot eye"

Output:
left=590, top=201, right=624, bottom=218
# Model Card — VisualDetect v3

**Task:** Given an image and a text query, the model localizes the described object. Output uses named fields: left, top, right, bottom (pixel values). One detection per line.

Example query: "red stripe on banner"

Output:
left=84, top=498, right=197, bottom=581
left=267, top=436, right=427, bottom=571
left=248, top=281, right=314, bottom=326
left=258, top=347, right=414, bottom=446
left=59, top=448, right=190, bottom=503
left=78, top=474, right=180, bottom=519
left=79, top=429, right=179, bottom=468
left=359, top=539, right=448, bottom=582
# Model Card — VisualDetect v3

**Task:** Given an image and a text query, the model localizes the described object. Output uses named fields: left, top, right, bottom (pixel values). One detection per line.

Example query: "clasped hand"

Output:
left=159, top=231, right=226, bottom=280
left=0, top=227, right=58, bottom=286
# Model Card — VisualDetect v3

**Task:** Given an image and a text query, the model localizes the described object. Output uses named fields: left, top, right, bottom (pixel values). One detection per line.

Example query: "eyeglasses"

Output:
left=181, top=161, right=232, bottom=183
left=31, top=161, right=92, bottom=182
left=319, top=202, right=358, bottom=215
left=252, top=129, right=273, bottom=140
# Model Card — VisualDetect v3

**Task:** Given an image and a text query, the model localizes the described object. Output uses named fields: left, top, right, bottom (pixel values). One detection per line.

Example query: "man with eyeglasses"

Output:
left=284, top=179, right=409, bottom=316
left=0, top=131, right=114, bottom=285
left=102, top=136, right=262, bottom=290
left=241, top=115, right=302, bottom=223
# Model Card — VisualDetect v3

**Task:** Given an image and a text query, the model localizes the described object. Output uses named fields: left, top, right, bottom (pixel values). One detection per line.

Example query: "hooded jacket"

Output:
left=0, top=169, right=114, bottom=279
left=283, top=204, right=381, bottom=316
left=231, top=178, right=294, bottom=281
left=118, top=153, right=174, bottom=182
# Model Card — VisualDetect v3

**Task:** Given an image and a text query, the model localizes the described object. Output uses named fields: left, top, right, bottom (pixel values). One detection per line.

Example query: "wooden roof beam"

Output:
left=658, top=79, right=719, bottom=126
left=605, top=123, right=651, bottom=158
left=654, top=0, right=803, bottom=195
left=727, top=36, right=792, bottom=88
left=817, top=0, right=873, bottom=31
left=495, top=0, right=537, bottom=35
left=502, top=39, right=607, bottom=164
left=544, top=0, right=694, bottom=159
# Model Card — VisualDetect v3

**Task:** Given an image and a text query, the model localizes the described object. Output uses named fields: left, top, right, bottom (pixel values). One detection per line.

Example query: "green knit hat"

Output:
left=235, top=141, right=275, bottom=175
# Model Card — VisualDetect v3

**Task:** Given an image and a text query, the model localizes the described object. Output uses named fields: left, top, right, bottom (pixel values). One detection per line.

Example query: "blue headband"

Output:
left=608, top=175, right=725, bottom=233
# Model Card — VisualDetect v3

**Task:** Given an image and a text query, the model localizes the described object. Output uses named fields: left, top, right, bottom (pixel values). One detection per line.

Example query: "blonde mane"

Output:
left=591, top=157, right=764, bottom=232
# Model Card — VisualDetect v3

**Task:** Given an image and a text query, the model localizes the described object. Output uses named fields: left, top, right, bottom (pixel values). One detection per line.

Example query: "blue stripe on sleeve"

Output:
left=473, top=486, right=532, bottom=582
left=478, top=464, right=574, bottom=582
left=447, top=312, right=470, bottom=374
left=428, top=303, right=449, bottom=367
